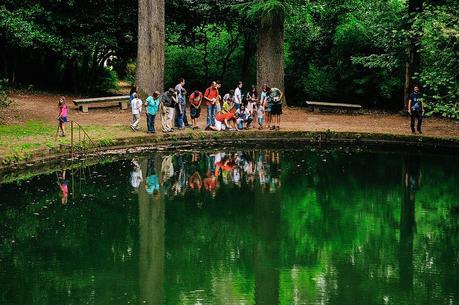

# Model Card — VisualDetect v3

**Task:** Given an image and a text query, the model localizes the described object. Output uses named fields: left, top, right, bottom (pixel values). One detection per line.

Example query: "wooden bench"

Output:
left=73, top=95, right=130, bottom=113
left=305, top=101, right=362, bottom=113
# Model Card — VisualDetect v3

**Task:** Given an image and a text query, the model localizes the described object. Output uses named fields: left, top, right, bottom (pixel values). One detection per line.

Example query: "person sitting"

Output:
left=235, top=104, right=253, bottom=130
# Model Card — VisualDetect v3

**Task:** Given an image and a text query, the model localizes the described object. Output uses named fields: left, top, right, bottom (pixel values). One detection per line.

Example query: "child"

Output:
left=130, top=92, right=142, bottom=131
left=257, top=100, right=264, bottom=129
left=145, top=91, right=160, bottom=133
left=235, top=104, right=253, bottom=130
left=57, top=97, right=68, bottom=137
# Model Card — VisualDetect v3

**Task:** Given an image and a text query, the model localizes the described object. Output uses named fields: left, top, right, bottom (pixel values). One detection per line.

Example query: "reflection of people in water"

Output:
left=146, top=158, right=160, bottom=195
left=131, top=160, right=143, bottom=189
left=203, top=170, right=219, bottom=195
left=57, top=170, right=69, bottom=204
left=400, top=154, right=421, bottom=291
left=405, top=156, right=421, bottom=201
left=189, top=171, right=203, bottom=190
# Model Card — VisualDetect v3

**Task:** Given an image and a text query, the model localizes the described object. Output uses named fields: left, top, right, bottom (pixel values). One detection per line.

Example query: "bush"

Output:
left=126, top=62, right=136, bottom=86
left=425, top=101, right=459, bottom=120
left=94, top=68, right=120, bottom=94
left=0, top=79, right=12, bottom=108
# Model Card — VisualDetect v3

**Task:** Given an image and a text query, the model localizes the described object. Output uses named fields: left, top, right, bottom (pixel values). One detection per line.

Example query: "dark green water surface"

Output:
left=0, top=148, right=458, bottom=305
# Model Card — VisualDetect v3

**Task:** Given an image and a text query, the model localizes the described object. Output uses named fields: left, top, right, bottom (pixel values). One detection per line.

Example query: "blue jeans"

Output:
left=258, top=116, right=264, bottom=127
left=176, top=111, right=184, bottom=129
left=206, top=105, right=216, bottom=127
left=146, top=113, right=156, bottom=132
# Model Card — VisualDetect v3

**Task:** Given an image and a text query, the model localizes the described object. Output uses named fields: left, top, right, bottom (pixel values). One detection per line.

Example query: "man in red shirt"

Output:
left=204, top=81, right=218, bottom=129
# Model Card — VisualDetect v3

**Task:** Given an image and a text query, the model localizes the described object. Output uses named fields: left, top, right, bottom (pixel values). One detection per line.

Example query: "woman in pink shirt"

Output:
left=58, top=97, right=68, bottom=137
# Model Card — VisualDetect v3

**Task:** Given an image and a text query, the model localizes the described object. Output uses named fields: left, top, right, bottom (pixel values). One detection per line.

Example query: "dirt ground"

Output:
left=2, top=92, right=458, bottom=140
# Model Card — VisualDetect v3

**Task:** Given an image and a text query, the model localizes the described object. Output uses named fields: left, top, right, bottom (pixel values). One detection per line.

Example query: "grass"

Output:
left=1, top=119, right=459, bottom=166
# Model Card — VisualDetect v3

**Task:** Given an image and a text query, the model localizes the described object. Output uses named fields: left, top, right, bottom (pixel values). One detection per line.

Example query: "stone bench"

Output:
left=73, top=95, right=130, bottom=113
left=305, top=101, right=362, bottom=113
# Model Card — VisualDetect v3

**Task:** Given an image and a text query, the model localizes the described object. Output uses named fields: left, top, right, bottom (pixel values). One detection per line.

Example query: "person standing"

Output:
left=260, top=84, right=270, bottom=128
left=160, top=89, right=176, bottom=132
left=246, top=86, right=258, bottom=128
left=267, top=87, right=284, bottom=130
left=175, top=77, right=190, bottom=127
left=189, top=90, right=203, bottom=129
left=129, top=86, right=137, bottom=102
left=130, top=92, right=143, bottom=131
left=407, top=85, right=424, bottom=134
left=234, top=81, right=243, bottom=110
left=216, top=80, right=222, bottom=112
left=57, top=97, right=68, bottom=137
left=204, top=81, right=219, bottom=129
left=176, top=88, right=186, bottom=129
left=145, top=91, right=160, bottom=133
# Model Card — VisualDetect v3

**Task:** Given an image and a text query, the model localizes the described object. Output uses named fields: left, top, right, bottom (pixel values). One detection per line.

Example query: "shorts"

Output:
left=271, top=104, right=282, bottom=115
left=59, top=116, right=68, bottom=123
left=265, top=104, right=272, bottom=113
left=190, top=106, right=201, bottom=119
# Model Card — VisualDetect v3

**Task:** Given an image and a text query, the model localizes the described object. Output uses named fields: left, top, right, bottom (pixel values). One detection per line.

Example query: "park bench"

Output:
left=73, top=95, right=130, bottom=113
left=305, top=101, right=362, bottom=113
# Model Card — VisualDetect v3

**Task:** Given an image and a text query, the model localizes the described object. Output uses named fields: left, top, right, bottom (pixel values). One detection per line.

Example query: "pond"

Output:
left=0, top=148, right=458, bottom=305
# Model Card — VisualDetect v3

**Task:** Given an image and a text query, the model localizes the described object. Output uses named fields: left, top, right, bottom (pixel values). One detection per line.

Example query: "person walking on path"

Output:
left=189, top=90, right=203, bottom=129
left=145, top=91, right=160, bottom=133
left=234, top=81, right=243, bottom=110
left=175, top=78, right=191, bottom=127
left=408, top=85, right=424, bottom=134
left=130, top=93, right=142, bottom=131
left=57, top=97, right=68, bottom=137
left=204, top=81, right=219, bottom=129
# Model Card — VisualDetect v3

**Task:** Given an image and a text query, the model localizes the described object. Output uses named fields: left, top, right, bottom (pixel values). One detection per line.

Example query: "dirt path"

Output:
left=2, top=92, right=458, bottom=139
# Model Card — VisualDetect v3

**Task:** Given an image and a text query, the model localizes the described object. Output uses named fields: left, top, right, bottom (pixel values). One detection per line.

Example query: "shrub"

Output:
left=0, top=79, right=12, bottom=108
left=94, top=68, right=120, bottom=94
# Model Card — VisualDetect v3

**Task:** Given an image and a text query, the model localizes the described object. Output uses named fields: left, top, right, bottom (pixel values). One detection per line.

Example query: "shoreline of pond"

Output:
left=1, top=130, right=459, bottom=184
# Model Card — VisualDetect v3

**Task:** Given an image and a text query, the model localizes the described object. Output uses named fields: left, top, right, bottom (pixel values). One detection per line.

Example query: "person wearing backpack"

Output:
left=408, top=85, right=425, bottom=134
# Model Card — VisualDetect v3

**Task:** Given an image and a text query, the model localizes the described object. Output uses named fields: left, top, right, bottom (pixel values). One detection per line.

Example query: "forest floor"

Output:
left=1, top=90, right=458, bottom=161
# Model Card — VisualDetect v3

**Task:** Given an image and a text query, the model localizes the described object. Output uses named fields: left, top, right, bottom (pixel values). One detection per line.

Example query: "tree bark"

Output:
left=256, top=12, right=285, bottom=100
left=403, top=0, right=423, bottom=109
left=136, top=0, right=165, bottom=97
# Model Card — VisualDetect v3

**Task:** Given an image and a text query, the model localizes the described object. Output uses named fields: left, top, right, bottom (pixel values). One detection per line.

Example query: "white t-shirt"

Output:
left=234, top=87, right=242, bottom=104
left=131, top=168, right=142, bottom=188
left=131, top=98, right=142, bottom=115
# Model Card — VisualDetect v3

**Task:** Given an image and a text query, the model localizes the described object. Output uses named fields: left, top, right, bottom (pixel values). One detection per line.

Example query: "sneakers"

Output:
left=130, top=125, right=136, bottom=132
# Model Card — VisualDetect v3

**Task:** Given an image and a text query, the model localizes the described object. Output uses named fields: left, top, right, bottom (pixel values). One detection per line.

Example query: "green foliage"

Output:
left=0, top=79, right=12, bottom=108
left=94, top=68, right=120, bottom=94
left=415, top=2, right=459, bottom=119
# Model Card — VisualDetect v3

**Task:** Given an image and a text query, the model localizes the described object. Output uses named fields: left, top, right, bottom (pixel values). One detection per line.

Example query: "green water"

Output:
left=0, top=148, right=458, bottom=305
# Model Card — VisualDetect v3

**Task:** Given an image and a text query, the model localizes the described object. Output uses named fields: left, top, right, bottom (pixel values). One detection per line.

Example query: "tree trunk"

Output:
left=256, top=13, right=285, bottom=101
left=241, top=31, right=255, bottom=82
left=403, top=0, right=423, bottom=109
left=136, top=0, right=165, bottom=97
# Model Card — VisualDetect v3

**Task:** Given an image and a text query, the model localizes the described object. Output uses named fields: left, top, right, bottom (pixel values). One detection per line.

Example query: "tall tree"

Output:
left=136, top=0, right=165, bottom=96
left=249, top=0, right=286, bottom=98
left=403, top=0, right=423, bottom=108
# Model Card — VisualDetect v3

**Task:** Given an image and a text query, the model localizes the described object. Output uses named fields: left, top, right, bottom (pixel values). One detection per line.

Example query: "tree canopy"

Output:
left=0, top=0, right=457, bottom=117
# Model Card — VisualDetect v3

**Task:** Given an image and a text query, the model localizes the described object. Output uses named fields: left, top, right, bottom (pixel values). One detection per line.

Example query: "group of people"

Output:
left=129, top=78, right=285, bottom=133
left=130, top=150, right=282, bottom=198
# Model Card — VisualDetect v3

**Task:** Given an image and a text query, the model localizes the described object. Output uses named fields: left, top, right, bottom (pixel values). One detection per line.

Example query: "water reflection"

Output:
left=0, top=149, right=458, bottom=305
left=131, top=150, right=284, bottom=200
